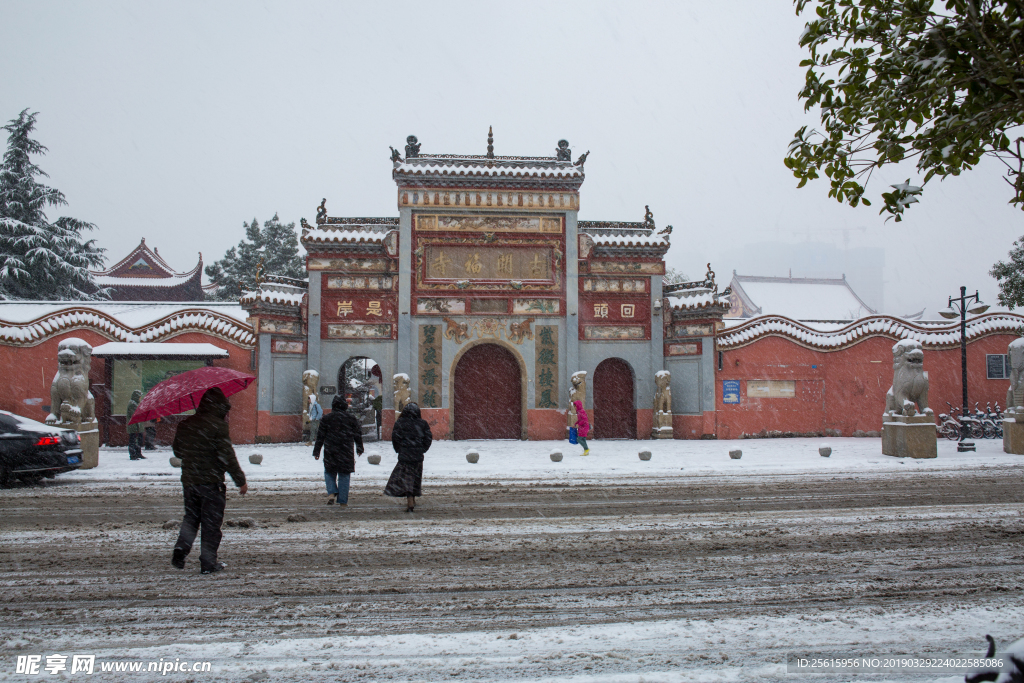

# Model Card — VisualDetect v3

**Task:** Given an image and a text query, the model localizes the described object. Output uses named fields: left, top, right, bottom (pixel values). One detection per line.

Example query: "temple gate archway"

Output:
left=593, top=358, right=636, bottom=439
left=452, top=342, right=523, bottom=440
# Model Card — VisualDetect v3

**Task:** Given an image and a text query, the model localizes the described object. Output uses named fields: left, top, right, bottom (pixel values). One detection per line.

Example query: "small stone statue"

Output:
left=652, top=371, right=673, bottom=439
left=569, top=371, right=587, bottom=406
left=405, top=135, right=420, bottom=158
left=316, top=198, right=327, bottom=224
left=556, top=139, right=571, bottom=161
left=394, top=374, right=412, bottom=415
left=573, top=151, right=590, bottom=167
left=644, top=205, right=655, bottom=229
left=46, top=338, right=95, bottom=427
left=884, top=340, right=931, bottom=416
left=389, top=146, right=403, bottom=163
left=1006, top=338, right=1024, bottom=412
left=301, top=370, right=320, bottom=444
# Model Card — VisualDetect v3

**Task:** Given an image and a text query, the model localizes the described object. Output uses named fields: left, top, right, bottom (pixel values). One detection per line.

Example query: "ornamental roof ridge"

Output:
left=579, top=220, right=651, bottom=234
left=321, top=217, right=399, bottom=226
left=413, top=154, right=561, bottom=162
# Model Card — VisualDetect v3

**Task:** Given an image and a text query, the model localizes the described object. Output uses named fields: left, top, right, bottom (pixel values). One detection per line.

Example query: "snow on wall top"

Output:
left=0, top=302, right=254, bottom=348
left=716, top=313, right=1024, bottom=351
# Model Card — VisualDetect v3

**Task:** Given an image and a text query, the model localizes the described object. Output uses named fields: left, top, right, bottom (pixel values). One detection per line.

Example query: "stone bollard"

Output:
left=729, top=449, right=742, bottom=460
left=169, top=456, right=182, bottom=468
left=367, top=454, right=381, bottom=465
left=639, top=450, right=652, bottom=461
left=466, top=451, right=479, bottom=464
left=248, top=453, right=263, bottom=465
left=550, top=451, right=563, bottom=462
left=819, top=445, right=832, bottom=457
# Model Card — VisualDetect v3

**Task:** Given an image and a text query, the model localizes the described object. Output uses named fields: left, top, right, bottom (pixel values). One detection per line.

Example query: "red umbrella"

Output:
left=128, top=366, right=256, bottom=424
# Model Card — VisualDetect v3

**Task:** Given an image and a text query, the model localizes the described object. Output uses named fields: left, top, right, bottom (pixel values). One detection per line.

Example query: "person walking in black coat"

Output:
left=313, top=394, right=364, bottom=507
left=170, top=387, right=247, bottom=574
left=385, top=402, right=432, bottom=512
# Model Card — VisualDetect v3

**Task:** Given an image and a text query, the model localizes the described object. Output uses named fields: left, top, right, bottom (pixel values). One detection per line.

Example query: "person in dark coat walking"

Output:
left=313, top=394, right=364, bottom=506
left=170, top=387, right=247, bottom=574
left=126, top=390, right=146, bottom=460
left=385, top=402, right=432, bottom=512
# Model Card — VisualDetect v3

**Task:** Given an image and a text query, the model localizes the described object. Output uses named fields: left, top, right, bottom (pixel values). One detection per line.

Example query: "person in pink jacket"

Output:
left=572, top=399, right=590, bottom=456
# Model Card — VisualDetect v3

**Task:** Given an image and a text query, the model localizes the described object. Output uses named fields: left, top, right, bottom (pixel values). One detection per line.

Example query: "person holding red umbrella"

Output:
left=169, top=387, right=248, bottom=574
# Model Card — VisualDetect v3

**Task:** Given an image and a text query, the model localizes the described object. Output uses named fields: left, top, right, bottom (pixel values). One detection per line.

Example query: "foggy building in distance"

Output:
left=724, top=272, right=876, bottom=321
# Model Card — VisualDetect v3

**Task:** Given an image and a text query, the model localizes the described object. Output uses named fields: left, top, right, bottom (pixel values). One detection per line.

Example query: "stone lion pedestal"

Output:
left=78, top=419, right=100, bottom=469
left=881, top=413, right=937, bottom=459
left=1002, top=412, right=1024, bottom=454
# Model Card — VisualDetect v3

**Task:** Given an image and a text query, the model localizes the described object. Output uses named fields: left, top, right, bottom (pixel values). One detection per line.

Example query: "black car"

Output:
left=0, top=410, right=83, bottom=486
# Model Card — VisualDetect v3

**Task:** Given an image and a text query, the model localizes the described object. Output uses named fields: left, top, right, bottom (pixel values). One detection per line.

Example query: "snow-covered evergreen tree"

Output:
left=205, top=214, right=305, bottom=301
left=0, top=110, right=106, bottom=300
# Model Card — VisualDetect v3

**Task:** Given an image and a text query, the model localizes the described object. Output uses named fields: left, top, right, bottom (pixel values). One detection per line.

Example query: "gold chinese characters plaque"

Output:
left=424, top=245, right=553, bottom=282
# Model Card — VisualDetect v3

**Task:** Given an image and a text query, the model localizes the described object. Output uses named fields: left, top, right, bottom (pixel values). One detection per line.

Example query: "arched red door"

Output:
left=593, top=358, right=636, bottom=439
left=453, top=344, right=521, bottom=440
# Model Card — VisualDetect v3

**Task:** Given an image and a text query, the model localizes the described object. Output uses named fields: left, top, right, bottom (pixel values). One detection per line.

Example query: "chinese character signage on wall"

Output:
left=535, top=325, right=559, bottom=408
left=418, top=324, right=442, bottom=408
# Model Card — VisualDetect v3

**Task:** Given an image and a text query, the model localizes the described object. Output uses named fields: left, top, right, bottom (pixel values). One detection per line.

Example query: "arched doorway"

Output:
left=593, top=358, right=636, bottom=439
left=453, top=343, right=521, bottom=439
left=338, top=356, right=383, bottom=441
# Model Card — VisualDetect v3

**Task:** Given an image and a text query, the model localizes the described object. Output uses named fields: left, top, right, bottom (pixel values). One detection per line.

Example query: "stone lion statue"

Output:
left=46, top=338, right=95, bottom=427
left=393, top=374, right=411, bottom=414
left=885, top=339, right=930, bottom=416
left=653, top=371, right=672, bottom=415
left=1006, top=338, right=1024, bottom=412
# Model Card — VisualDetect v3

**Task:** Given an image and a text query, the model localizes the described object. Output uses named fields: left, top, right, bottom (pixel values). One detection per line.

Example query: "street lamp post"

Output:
left=939, top=286, right=989, bottom=452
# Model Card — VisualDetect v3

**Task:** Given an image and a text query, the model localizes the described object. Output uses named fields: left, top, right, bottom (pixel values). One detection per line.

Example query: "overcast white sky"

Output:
left=1, top=1, right=1020, bottom=315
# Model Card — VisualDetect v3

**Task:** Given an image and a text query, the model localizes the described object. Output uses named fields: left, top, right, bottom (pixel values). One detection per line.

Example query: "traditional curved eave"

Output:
left=91, top=259, right=204, bottom=288
left=0, top=307, right=255, bottom=348
left=592, top=243, right=670, bottom=258
left=716, top=313, right=1024, bottom=351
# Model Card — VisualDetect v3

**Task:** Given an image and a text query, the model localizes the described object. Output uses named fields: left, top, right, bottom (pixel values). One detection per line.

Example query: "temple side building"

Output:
left=90, top=238, right=204, bottom=302
left=241, top=133, right=729, bottom=441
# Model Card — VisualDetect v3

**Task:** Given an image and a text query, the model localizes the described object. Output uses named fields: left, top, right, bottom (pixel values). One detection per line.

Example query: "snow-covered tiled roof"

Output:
left=0, top=302, right=254, bottom=347
left=727, top=274, right=876, bottom=320
left=668, top=288, right=731, bottom=311
left=240, top=280, right=307, bottom=309
left=580, top=221, right=670, bottom=256
left=92, top=271, right=199, bottom=288
left=393, top=155, right=583, bottom=185
left=301, top=227, right=391, bottom=246
left=717, top=313, right=1024, bottom=351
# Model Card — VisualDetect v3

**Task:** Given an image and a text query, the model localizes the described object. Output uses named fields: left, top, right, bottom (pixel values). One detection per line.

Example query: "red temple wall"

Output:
left=715, top=333, right=1015, bottom=439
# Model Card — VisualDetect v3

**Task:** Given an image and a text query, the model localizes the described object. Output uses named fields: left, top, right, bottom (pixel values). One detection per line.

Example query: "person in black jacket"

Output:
left=385, top=402, right=432, bottom=512
left=170, top=388, right=247, bottom=574
left=313, top=394, right=364, bottom=507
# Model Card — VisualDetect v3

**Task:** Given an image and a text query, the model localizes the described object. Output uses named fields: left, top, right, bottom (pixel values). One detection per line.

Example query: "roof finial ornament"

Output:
left=556, top=139, right=571, bottom=162
left=574, top=151, right=590, bottom=167
left=316, top=198, right=327, bottom=224
left=389, top=146, right=403, bottom=164
left=644, top=205, right=655, bottom=229
left=486, top=126, right=494, bottom=159
left=405, top=135, right=420, bottom=158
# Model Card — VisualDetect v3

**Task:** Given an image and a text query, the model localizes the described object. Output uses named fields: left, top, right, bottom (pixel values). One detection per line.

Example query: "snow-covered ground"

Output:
left=4, top=436, right=1021, bottom=682
left=64, top=435, right=1024, bottom=490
